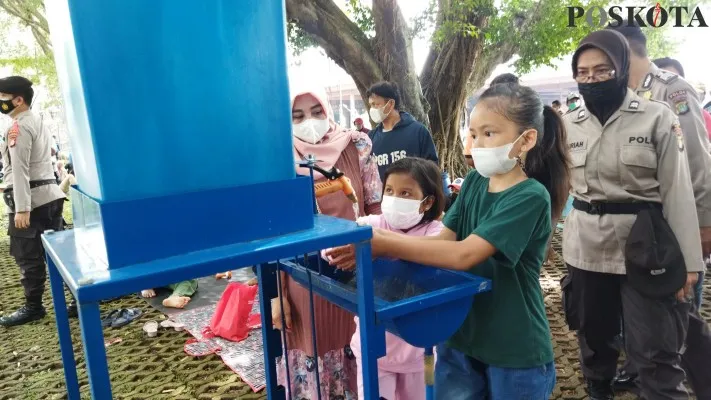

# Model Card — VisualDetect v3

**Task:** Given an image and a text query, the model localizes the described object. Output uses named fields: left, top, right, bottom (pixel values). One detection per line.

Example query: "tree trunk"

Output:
left=286, top=0, right=385, bottom=114
left=372, top=0, right=429, bottom=124
left=419, top=10, right=489, bottom=179
left=286, top=0, right=536, bottom=180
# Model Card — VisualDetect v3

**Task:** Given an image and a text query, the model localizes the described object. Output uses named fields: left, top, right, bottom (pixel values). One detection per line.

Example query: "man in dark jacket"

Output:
left=366, top=81, right=439, bottom=181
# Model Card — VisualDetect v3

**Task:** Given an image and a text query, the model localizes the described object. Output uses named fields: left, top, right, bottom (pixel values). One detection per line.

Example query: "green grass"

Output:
left=0, top=198, right=266, bottom=400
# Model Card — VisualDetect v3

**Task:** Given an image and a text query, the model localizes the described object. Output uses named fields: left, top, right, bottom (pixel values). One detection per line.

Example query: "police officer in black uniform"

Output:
left=0, top=76, right=66, bottom=327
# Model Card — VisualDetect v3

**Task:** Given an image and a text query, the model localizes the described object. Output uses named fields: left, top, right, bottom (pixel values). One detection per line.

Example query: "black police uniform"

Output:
left=0, top=76, right=66, bottom=327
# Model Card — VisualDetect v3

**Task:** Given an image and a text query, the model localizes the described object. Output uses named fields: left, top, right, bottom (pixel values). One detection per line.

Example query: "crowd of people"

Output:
left=276, top=21, right=711, bottom=400
left=0, top=18, right=709, bottom=400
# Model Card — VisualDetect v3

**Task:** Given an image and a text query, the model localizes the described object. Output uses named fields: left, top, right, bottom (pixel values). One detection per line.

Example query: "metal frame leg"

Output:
left=425, top=347, right=434, bottom=400
left=355, top=241, right=385, bottom=400
left=258, top=263, right=286, bottom=400
left=77, top=302, right=113, bottom=399
left=47, top=257, right=81, bottom=400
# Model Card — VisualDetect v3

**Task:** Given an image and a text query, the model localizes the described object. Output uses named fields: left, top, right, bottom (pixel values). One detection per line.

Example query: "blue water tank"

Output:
left=48, top=0, right=295, bottom=201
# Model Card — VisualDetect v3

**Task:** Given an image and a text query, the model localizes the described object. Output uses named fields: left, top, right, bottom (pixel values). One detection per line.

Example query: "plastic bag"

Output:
left=208, top=282, right=259, bottom=342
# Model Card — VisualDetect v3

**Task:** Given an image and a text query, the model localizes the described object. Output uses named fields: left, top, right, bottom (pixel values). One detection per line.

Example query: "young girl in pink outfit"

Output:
left=350, top=157, right=446, bottom=400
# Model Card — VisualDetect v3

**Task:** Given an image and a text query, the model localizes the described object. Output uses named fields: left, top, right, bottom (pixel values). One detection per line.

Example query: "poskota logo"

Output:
left=567, top=4, right=708, bottom=27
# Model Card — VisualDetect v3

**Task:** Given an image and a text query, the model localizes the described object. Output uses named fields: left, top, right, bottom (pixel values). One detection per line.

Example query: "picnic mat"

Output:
left=173, top=296, right=267, bottom=392
left=142, top=268, right=256, bottom=315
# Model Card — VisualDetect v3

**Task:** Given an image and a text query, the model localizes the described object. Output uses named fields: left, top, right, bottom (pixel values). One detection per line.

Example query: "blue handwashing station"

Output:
left=43, top=1, right=490, bottom=399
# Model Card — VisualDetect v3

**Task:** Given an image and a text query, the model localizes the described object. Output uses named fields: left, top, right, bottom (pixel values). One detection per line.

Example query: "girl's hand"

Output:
left=325, top=228, right=389, bottom=270
left=271, top=297, right=292, bottom=332
left=326, top=245, right=356, bottom=270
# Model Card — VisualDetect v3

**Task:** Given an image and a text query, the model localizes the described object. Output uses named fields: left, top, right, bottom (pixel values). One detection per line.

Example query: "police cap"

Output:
left=566, top=92, right=580, bottom=102
left=0, top=76, right=33, bottom=95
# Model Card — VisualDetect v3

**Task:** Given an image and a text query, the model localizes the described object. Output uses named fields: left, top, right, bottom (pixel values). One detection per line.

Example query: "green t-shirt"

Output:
left=443, top=170, right=554, bottom=368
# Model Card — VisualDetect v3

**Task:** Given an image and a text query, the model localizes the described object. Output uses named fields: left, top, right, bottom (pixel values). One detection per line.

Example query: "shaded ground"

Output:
left=0, top=205, right=708, bottom=399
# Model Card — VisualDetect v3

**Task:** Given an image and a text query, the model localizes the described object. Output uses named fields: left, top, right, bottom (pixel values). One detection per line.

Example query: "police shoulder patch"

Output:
left=655, top=69, right=679, bottom=84
left=672, top=119, right=684, bottom=152
left=674, top=100, right=690, bottom=115
left=668, top=89, right=687, bottom=101
left=666, top=88, right=690, bottom=115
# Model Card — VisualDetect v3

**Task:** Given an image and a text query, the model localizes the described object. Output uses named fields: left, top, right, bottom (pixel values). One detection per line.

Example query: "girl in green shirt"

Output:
left=328, top=82, right=571, bottom=399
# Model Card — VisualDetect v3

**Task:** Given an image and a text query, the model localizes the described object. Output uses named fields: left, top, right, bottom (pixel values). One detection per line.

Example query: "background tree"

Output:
left=286, top=0, right=677, bottom=177
left=0, top=0, right=681, bottom=177
left=0, top=0, right=58, bottom=106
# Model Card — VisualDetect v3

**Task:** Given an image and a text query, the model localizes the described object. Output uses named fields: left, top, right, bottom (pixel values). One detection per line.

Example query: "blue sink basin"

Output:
left=279, top=257, right=491, bottom=348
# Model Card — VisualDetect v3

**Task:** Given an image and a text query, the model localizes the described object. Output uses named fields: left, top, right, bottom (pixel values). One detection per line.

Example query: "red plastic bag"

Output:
left=208, top=282, right=259, bottom=342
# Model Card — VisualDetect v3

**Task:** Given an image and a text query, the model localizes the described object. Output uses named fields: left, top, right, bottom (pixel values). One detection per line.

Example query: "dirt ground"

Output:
left=0, top=205, right=708, bottom=399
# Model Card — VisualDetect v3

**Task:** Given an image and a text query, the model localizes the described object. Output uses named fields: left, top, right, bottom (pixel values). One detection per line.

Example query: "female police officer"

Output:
left=561, top=30, right=703, bottom=400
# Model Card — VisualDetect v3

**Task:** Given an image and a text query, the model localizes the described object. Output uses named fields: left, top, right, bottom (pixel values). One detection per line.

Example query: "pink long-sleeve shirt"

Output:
left=350, top=214, right=444, bottom=374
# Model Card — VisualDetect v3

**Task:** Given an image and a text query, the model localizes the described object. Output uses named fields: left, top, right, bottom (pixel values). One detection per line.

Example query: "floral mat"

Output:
left=173, top=295, right=267, bottom=392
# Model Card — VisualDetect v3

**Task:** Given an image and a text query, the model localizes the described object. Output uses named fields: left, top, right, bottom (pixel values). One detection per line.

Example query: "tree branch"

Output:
left=467, top=1, right=545, bottom=91
left=419, top=1, right=490, bottom=177
left=372, top=0, right=428, bottom=123
left=0, top=0, right=52, bottom=57
left=31, top=25, right=50, bottom=55
left=285, top=0, right=383, bottom=103
left=466, top=41, right=516, bottom=92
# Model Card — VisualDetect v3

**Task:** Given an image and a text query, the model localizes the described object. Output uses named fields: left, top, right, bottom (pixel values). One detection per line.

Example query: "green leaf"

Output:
left=0, top=9, right=60, bottom=106
left=346, top=0, right=375, bottom=35
left=286, top=22, right=318, bottom=57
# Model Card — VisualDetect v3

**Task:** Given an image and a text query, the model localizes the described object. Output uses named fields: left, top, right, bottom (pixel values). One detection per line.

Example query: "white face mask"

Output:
left=292, top=118, right=330, bottom=144
left=381, top=195, right=425, bottom=230
left=369, top=102, right=392, bottom=124
left=470, top=134, right=524, bottom=178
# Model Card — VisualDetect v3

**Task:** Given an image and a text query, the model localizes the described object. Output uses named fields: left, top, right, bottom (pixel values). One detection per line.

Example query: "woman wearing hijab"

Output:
left=273, top=84, right=382, bottom=399
left=561, top=30, right=703, bottom=400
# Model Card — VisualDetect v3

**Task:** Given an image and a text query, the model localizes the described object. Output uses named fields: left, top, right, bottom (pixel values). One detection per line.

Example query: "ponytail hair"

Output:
left=527, top=105, right=571, bottom=223
left=479, top=84, right=571, bottom=224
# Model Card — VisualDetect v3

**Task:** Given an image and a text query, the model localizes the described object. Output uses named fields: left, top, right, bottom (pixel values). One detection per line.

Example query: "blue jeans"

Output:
left=434, top=344, right=556, bottom=400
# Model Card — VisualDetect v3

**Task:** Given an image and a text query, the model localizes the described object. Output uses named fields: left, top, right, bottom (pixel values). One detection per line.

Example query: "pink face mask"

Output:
left=381, top=195, right=425, bottom=229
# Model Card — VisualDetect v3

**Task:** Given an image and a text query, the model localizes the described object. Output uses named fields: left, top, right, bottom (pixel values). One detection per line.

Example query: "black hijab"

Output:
left=572, top=30, right=630, bottom=125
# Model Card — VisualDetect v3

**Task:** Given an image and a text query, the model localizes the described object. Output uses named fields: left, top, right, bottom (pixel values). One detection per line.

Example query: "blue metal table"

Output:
left=43, top=215, right=375, bottom=400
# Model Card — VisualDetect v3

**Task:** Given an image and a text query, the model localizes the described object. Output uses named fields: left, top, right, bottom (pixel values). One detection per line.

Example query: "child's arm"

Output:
left=372, top=229, right=496, bottom=272
left=378, top=225, right=457, bottom=241
left=378, top=190, right=549, bottom=271
left=325, top=227, right=458, bottom=270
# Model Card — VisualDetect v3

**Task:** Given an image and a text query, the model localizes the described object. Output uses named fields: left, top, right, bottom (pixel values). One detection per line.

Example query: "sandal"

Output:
left=101, top=310, right=121, bottom=328
left=143, top=320, right=158, bottom=337
left=110, top=308, right=143, bottom=328
left=160, top=319, right=185, bottom=331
